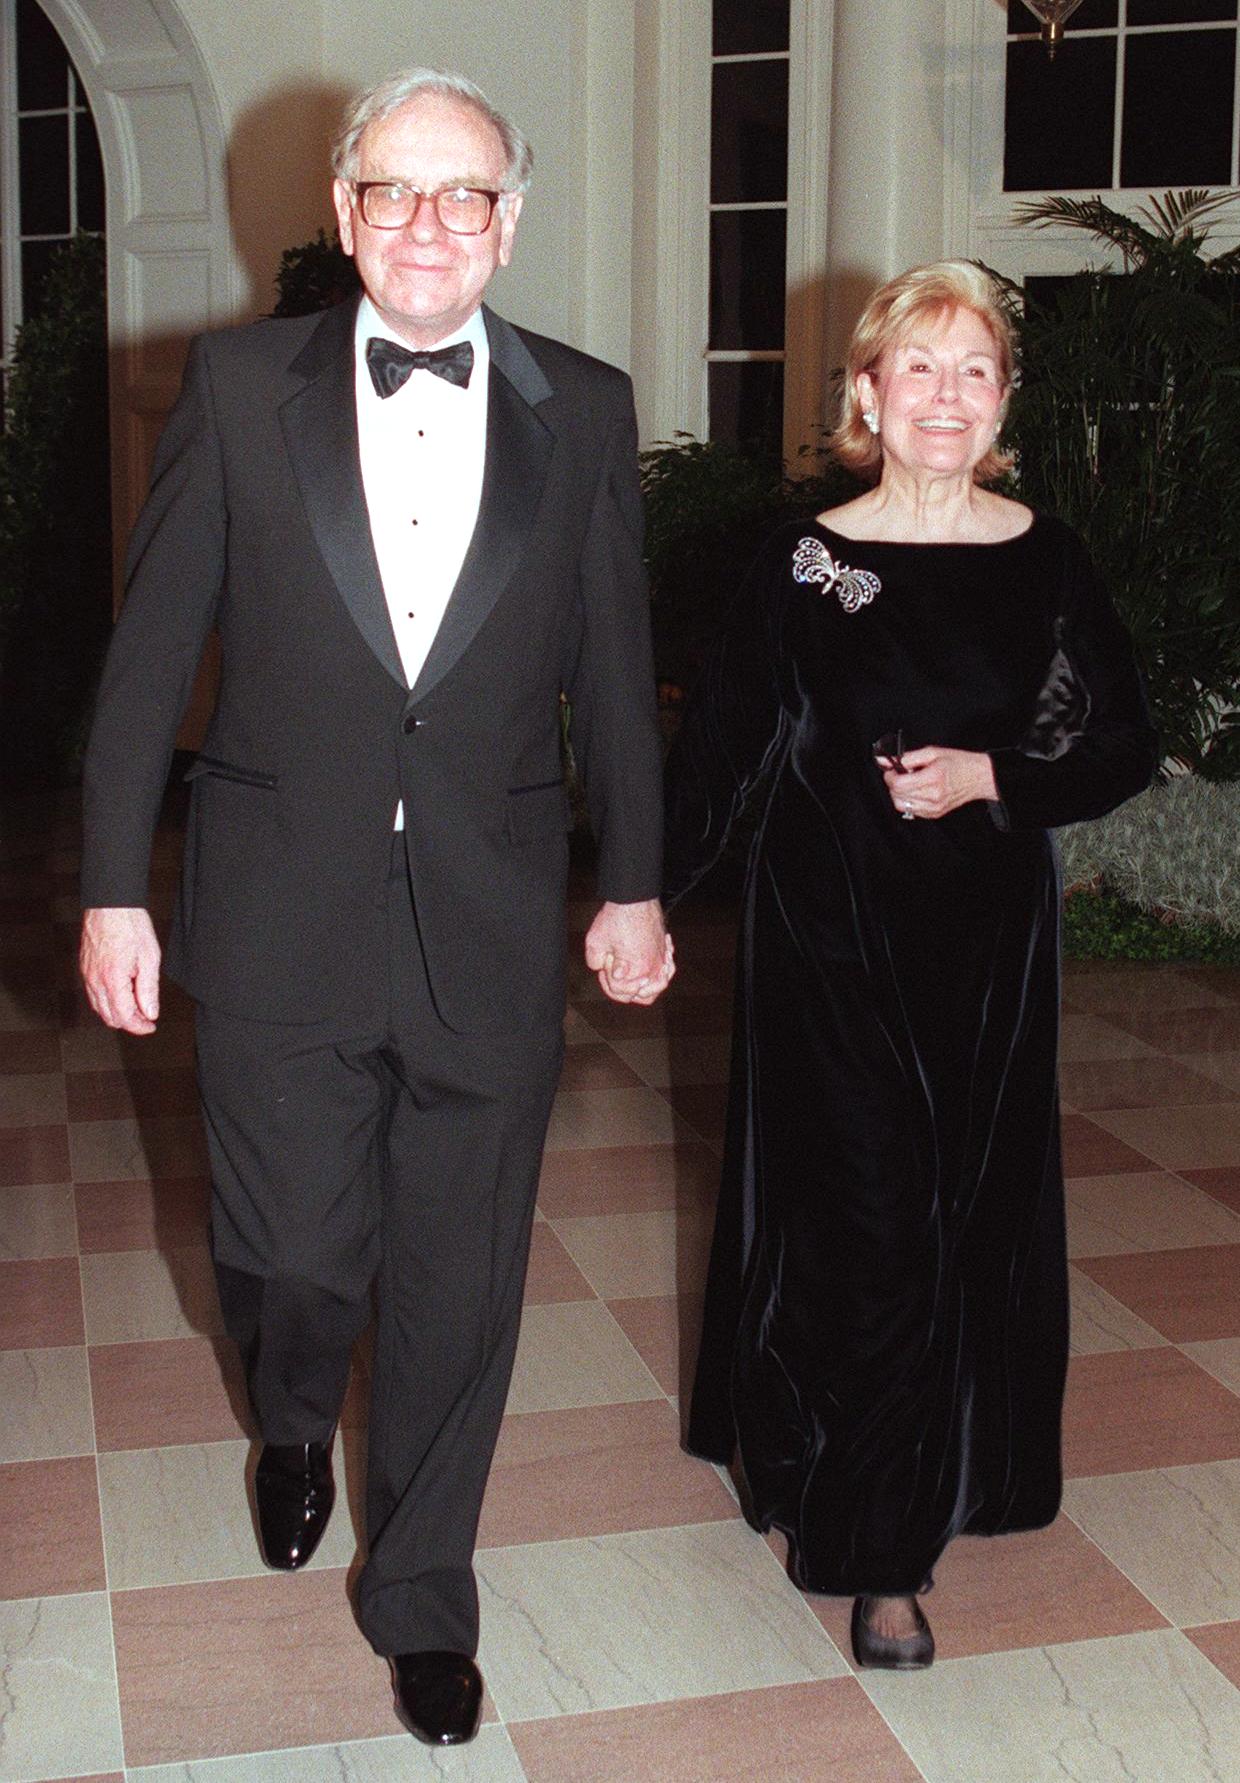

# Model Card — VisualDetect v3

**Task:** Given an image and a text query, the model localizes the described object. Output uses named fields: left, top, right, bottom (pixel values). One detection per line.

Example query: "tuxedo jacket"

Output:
left=81, top=299, right=663, bottom=1034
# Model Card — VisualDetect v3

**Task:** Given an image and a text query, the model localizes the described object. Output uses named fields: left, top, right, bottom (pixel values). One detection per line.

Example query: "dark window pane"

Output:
left=1006, top=0, right=1117, bottom=29
left=20, top=115, right=71, bottom=234
left=17, top=0, right=71, bottom=110
left=710, top=210, right=786, bottom=350
left=711, top=60, right=789, bottom=204
left=709, top=360, right=784, bottom=458
left=1004, top=37, right=1116, bottom=189
left=1121, top=30, right=1234, bottom=183
left=21, top=238, right=67, bottom=318
left=1022, top=273, right=1088, bottom=317
left=75, top=115, right=106, bottom=231
left=713, top=0, right=790, bottom=55
left=1129, top=1, right=1235, bottom=22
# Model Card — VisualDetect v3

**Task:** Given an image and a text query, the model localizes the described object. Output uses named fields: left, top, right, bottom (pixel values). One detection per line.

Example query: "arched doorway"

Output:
left=23, top=0, right=234, bottom=569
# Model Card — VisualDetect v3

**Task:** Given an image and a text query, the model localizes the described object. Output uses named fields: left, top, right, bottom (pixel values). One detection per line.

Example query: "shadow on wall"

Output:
left=226, top=81, right=356, bottom=318
left=119, top=81, right=357, bottom=753
left=784, top=270, right=837, bottom=454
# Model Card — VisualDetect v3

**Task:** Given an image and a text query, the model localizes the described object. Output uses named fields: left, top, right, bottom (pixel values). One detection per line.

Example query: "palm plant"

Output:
left=1003, top=190, right=1240, bottom=778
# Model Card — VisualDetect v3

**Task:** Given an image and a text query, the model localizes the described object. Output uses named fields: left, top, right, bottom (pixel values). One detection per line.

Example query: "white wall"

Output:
left=167, top=0, right=637, bottom=356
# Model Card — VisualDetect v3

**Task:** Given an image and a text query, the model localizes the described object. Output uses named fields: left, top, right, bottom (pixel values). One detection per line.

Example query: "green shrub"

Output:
left=0, top=233, right=111, bottom=784
left=1006, top=191, right=1240, bottom=780
left=272, top=229, right=359, bottom=318
left=1063, top=886, right=1240, bottom=964
left=640, top=436, right=859, bottom=685
left=1058, top=775, right=1240, bottom=934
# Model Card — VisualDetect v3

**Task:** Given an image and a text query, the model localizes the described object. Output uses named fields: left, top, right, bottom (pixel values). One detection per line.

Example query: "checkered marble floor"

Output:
left=3, top=789, right=1240, bottom=1782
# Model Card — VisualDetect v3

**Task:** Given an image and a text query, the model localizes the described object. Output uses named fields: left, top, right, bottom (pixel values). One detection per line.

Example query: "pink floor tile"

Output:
left=808, top=1516, right=1166, bottom=1663
left=556, top=1043, right=647, bottom=1091
left=0, top=1121, right=70, bottom=1185
left=509, top=1678, right=920, bottom=1783
left=0, top=1255, right=84, bottom=1347
left=0, top=1031, right=61, bottom=1074
left=523, top=1222, right=594, bottom=1303
left=74, top=1175, right=210, bottom=1252
left=579, top=993, right=734, bottom=1040
left=65, top=1067, right=200, bottom=1121
left=90, top=1336, right=252, bottom=1449
left=1061, top=1111, right=1158, bottom=1176
left=1181, top=1166, right=1240, bottom=1217
left=662, top=1082, right=729, bottom=1150
left=1186, top=1620, right=1240, bottom=1689
left=111, top=1571, right=416, bottom=1766
left=0, top=1456, right=106, bottom=1597
left=1063, top=1346, right=1240, bottom=1476
left=1105, top=1003, right=1240, bottom=1054
left=1075, top=1244, right=1240, bottom=1342
left=608, top=1293, right=694, bottom=1396
left=1059, top=1056, right=1236, bottom=1110
left=478, top=1399, right=736, bottom=1548
left=538, top=1140, right=719, bottom=1217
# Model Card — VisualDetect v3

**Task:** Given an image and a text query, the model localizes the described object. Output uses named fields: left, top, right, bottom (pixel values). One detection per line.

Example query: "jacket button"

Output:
left=402, top=714, right=422, bottom=734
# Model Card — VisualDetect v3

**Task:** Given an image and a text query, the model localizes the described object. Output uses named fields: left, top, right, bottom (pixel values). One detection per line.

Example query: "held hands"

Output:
left=878, top=746, right=998, bottom=821
left=584, top=898, right=675, bottom=1005
left=80, top=907, right=162, bottom=1034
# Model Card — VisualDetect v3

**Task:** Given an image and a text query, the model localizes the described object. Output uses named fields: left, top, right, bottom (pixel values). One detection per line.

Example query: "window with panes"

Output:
left=1004, top=1, right=1240, bottom=191
left=707, top=0, right=789, bottom=456
left=1, top=0, right=105, bottom=376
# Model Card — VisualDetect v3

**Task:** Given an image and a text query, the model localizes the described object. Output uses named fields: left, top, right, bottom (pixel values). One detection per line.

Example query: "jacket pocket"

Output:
left=505, top=779, right=571, bottom=843
left=184, top=754, right=278, bottom=791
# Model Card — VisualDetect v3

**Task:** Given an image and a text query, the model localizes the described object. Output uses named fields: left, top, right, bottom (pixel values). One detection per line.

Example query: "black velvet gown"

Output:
left=663, top=512, right=1157, bottom=1597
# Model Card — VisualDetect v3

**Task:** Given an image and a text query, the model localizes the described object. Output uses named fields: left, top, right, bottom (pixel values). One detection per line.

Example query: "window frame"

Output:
left=637, top=0, right=833, bottom=463
left=0, top=0, right=105, bottom=372
left=945, top=0, right=1240, bottom=283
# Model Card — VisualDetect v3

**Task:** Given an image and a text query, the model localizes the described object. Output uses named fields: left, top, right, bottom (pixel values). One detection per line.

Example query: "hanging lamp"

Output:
left=1019, top=0, right=1086, bottom=59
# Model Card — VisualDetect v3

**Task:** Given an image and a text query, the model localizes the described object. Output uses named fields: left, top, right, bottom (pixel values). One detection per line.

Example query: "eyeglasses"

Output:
left=350, top=182, right=506, bottom=235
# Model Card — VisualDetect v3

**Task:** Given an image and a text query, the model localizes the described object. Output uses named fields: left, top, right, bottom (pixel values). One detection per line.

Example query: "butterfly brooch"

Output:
left=792, top=537, right=881, bottom=613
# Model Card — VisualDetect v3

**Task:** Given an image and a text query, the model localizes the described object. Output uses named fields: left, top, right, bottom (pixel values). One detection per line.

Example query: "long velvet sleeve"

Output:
left=663, top=537, right=789, bottom=906
left=988, top=524, right=1158, bottom=832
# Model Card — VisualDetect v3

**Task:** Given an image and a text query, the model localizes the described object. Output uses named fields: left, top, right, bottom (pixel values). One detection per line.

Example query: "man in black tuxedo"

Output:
left=79, top=67, right=671, bottom=1747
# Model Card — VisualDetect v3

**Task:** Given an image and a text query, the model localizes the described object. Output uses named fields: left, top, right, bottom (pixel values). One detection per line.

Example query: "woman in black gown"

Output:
left=663, top=263, right=1156, bottom=1669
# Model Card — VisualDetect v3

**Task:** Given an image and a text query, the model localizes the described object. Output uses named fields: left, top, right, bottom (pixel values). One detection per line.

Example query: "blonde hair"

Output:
left=830, top=261, right=1017, bottom=484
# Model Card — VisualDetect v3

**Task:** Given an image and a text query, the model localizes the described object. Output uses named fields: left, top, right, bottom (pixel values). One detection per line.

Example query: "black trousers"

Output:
left=195, top=839, right=564, bottom=1655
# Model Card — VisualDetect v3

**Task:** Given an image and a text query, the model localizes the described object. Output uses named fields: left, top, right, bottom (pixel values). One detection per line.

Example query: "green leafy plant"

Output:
left=0, top=233, right=112, bottom=783
left=271, top=228, right=360, bottom=318
left=1062, top=887, right=1240, bottom=964
left=640, top=435, right=859, bottom=685
left=1004, top=190, right=1240, bottom=779
left=1058, top=773, right=1240, bottom=933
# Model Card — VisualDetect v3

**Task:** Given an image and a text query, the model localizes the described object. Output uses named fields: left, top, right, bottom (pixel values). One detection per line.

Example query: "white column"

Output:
left=823, top=0, right=950, bottom=378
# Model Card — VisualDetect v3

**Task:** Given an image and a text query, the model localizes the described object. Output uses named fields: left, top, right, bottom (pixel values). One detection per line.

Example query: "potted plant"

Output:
left=1005, top=189, right=1240, bottom=781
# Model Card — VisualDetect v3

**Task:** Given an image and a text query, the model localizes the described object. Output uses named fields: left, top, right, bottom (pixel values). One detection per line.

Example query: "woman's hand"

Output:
left=880, top=746, right=997, bottom=820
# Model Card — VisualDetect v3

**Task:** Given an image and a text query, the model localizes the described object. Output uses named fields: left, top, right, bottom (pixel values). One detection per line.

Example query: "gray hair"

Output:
left=331, top=67, right=534, bottom=193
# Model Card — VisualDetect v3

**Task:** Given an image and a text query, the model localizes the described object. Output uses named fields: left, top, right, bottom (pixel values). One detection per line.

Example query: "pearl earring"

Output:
left=862, top=408, right=879, bottom=435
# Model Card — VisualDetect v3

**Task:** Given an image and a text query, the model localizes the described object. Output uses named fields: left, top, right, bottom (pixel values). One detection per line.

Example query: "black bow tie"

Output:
left=365, top=336, right=475, bottom=397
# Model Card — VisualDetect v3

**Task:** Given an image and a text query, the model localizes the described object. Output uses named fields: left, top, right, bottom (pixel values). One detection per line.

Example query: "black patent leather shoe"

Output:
left=391, top=1651, right=483, bottom=1746
left=254, top=1439, right=334, bottom=1570
left=850, top=1595, right=935, bottom=1670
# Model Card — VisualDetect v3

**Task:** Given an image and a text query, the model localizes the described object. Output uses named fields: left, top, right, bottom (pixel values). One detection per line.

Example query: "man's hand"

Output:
left=80, top=907, right=162, bottom=1034
left=584, top=899, right=675, bottom=1005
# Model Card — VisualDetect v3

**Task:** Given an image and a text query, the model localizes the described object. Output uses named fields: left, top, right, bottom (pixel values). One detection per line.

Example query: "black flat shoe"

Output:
left=254, top=1439, right=335, bottom=1570
left=391, top=1651, right=483, bottom=1746
left=850, top=1595, right=935, bottom=1670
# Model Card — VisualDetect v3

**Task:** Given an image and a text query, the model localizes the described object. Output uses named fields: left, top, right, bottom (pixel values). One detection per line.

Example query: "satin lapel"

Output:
left=408, top=313, right=554, bottom=704
left=280, top=301, right=405, bottom=686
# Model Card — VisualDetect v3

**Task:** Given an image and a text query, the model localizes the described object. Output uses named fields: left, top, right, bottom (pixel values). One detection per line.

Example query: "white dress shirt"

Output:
left=353, top=297, right=490, bottom=827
